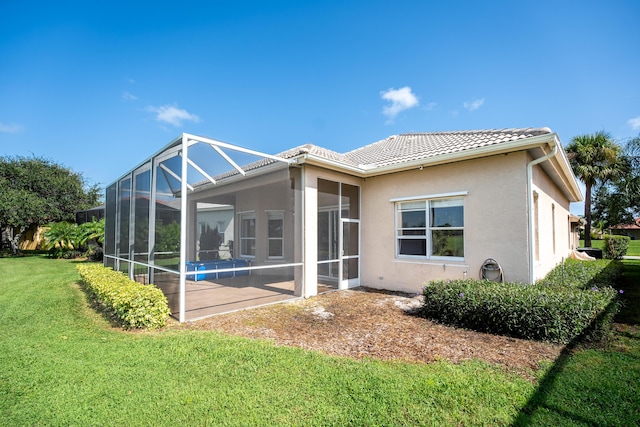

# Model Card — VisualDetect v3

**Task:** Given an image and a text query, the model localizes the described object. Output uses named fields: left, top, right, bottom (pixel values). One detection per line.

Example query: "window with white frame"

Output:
left=239, top=212, right=256, bottom=257
left=267, top=211, right=284, bottom=258
left=217, top=220, right=226, bottom=244
left=396, top=197, right=464, bottom=258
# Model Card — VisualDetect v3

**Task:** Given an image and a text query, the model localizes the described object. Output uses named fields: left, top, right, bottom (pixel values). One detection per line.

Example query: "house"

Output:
left=104, top=128, right=583, bottom=321
left=611, top=218, right=640, bottom=240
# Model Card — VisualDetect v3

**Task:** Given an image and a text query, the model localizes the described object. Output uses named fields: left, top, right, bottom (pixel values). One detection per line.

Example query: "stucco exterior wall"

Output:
left=360, top=152, right=533, bottom=293
left=299, top=149, right=576, bottom=295
left=530, top=159, right=575, bottom=281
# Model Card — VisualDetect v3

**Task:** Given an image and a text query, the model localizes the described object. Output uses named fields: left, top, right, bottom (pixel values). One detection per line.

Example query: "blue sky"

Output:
left=1, top=1, right=639, bottom=214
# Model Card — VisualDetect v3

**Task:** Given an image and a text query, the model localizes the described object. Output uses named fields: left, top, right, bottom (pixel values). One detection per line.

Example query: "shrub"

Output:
left=77, top=263, right=171, bottom=329
left=535, top=258, right=622, bottom=290
left=43, top=220, right=104, bottom=259
left=420, top=260, right=621, bottom=344
left=603, top=234, right=630, bottom=260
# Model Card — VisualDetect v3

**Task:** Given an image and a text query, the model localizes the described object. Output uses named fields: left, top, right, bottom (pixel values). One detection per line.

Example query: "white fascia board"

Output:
left=554, top=143, right=584, bottom=202
left=363, top=133, right=561, bottom=177
left=526, top=133, right=582, bottom=202
left=295, top=134, right=558, bottom=177
left=295, top=132, right=583, bottom=201
left=293, top=153, right=365, bottom=176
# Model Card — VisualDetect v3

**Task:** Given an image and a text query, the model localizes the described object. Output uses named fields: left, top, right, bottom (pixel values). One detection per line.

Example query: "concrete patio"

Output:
left=150, top=272, right=335, bottom=321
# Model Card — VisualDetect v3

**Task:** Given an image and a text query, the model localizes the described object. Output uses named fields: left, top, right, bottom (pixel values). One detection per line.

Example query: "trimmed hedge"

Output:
left=420, top=260, right=621, bottom=344
left=604, top=234, right=630, bottom=260
left=535, top=258, right=622, bottom=290
left=77, top=263, right=171, bottom=329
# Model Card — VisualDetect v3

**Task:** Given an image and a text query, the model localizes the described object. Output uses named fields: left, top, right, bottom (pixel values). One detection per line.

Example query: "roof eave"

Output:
left=291, top=153, right=366, bottom=176
left=365, top=133, right=559, bottom=176
left=294, top=132, right=584, bottom=203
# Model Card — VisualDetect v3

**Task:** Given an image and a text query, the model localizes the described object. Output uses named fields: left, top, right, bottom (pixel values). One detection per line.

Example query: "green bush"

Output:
left=420, top=260, right=621, bottom=344
left=77, top=263, right=171, bottom=329
left=603, top=234, right=630, bottom=260
left=535, top=258, right=622, bottom=289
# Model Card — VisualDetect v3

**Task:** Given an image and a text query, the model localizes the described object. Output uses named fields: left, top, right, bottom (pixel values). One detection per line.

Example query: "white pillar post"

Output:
left=179, top=134, right=189, bottom=322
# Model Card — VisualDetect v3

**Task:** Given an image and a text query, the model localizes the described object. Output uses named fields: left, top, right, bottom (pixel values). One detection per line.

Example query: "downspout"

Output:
left=526, top=140, right=558, bottom=284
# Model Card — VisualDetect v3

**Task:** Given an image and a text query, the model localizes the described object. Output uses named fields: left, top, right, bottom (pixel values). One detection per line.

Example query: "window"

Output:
left=533, top=192, right=539, bottom=261
left=551, top=204, right=556, bottom=255
left=239, top=212, right=256, bottom=257
left=267, top=211, right=284, bottom=258
left=396, top=198, right=464, bottom=258
left=217, top=220, right=226, bottom=244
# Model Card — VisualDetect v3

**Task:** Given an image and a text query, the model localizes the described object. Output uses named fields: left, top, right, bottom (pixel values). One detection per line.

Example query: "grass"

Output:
left=513, top=258, right=640, bottom=426
left=1, top=256, right=639, bottom=425
left=580, top=238, right=640, bottom=256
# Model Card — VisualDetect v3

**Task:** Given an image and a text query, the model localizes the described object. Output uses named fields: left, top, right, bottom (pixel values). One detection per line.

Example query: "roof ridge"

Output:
left=396, top=127, right=552, bottom=137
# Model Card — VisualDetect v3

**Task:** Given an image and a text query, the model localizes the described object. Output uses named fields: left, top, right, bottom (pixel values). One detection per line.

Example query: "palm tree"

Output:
left=566, top=131, right=625, bottom=248
left=77, top=218, right=105, bottom=248
left=43, top=221, right=80, bottom=257
left=622, top=134, right=640, bottom=216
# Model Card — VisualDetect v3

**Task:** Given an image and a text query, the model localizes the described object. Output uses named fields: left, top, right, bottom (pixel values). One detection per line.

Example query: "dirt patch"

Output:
left=174, top=287, right=563, bottom=379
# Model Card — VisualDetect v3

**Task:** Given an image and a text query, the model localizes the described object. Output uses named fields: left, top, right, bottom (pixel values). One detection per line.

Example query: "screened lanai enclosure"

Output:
left=104, top=134, right=307, bottom=321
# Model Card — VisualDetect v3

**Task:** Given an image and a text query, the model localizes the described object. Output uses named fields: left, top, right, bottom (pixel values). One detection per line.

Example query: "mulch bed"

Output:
left=173, top=287, right=563, bottom=379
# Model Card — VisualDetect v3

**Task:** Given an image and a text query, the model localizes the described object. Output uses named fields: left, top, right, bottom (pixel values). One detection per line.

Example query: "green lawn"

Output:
left=1, top=256, right=638, bottom=426
left=513, top=259, right=640, bottom=426
left=580, top=238, right=640, bottom=256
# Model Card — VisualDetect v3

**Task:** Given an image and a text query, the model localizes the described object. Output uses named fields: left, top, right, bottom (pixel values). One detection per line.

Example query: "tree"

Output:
left=42, top=221, right=81, bottom=258
left=77, top=218, right=105, bottom=248
left=199, top=225, right=221, bottom=260
left=623, top=134, right=640, bottom=216
left=591, top=133, right=640, bottom=230
left=42, top=219, right=105, bottom=259
left=566, top=131, right=626, bottom=247
left=0, top=155, right=100, bottom=254
left=592, top=184, right=633, bottom=230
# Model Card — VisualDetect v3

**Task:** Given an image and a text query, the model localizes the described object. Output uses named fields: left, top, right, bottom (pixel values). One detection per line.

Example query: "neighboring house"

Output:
left=3, top=206, right=106, bottom=252
left=104, top=128, right=583, bottom=321
left=16, top=225, right=45, bottom=251
left=611, top=218, right=640, bottom=240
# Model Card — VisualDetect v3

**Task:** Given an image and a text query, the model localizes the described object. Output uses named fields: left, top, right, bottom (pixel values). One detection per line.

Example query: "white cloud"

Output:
left=628, top=116, right=640, bottom=130
left=380, top=86, right=419, bottom=122
left=122, top=91, right=138, bottom=101
left=0, top=122, right=24, bottom=133
left=463, top=98, right=485, bottom=111
left=146, top=104, right=200, bottom=127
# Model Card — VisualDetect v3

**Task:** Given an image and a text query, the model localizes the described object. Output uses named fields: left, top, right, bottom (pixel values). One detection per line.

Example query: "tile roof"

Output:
left=278, top=143, right=357, bottom=166
left=280, top=128, right=553, bottom=170
left=612, top=218, right=640, bottom=229
left=343, top=128, right=553, bottom=168
left=206, top=128, right=554, bottom=185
